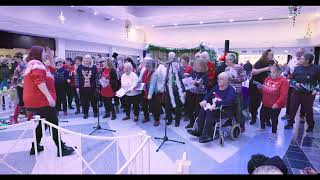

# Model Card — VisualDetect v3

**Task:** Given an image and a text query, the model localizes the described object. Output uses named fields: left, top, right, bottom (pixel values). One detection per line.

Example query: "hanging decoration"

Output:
left=58, top=11, right=66, bottom=24
left=124, top=19, right=132, bottom=38
left=304, top=22, right=312, bottom=39
left=147, top=43, right=217, bottom=62
left=288, top=6, right=302, bottom=26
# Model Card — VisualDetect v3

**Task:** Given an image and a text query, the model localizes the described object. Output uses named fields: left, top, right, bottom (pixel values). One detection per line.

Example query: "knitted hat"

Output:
left=261, top=156, right=288, bottom=174
left=112, top=52, right=118, bottom=58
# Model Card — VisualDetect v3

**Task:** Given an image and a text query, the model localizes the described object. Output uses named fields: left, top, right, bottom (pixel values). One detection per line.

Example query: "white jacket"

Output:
left=121, top=72, right=141, bottom=96
left=155, top=64, right=167, bottom=93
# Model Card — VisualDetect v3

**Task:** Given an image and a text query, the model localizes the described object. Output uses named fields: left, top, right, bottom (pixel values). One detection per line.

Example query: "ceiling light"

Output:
left=229, top=19, right=234, bottom=22
left=199, top=21, right=203, bottom=24
left=151, top=25, right=155, bottom=28
left=58, top=11, right=66, bottom=24
left=111, top=18, right=115, bottom=21
left=284, top=50, right=289, bottom=53
left=70, top=6, right=74, bottom=8
left=174, top=23, right=178, bottom=26
left=94, top=11, right=98, bottom=15
left=258, top=17, right=263, bottom=20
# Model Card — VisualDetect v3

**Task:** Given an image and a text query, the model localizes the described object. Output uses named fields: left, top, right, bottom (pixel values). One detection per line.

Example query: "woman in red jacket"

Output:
left=99, top=58, right=119, bottom=120
left=257, top=63, right=289, bottom=139
left=23, top=46, right=74, bottom=157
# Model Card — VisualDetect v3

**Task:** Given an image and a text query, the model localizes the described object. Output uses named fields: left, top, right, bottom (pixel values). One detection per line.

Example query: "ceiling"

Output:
left=86, top=6, right=320, bottom=28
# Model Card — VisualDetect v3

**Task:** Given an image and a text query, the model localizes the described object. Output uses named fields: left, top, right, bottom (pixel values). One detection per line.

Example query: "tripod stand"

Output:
left=89, top=83, right=116, bottom=135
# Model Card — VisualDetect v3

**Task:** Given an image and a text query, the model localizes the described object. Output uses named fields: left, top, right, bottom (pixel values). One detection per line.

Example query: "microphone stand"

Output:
left=154, top=61, right=185, bottom=152
left=89, top=69, right=116, bottom=135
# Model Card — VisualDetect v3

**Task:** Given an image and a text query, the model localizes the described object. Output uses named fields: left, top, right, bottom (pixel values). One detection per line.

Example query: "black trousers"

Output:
left=285, top=87, right=304, bottom=116
left=17, top=86, right=24, bottom=106
left=142, top=94, right=161, bottom=121
left=260, top=105, right=281, bottom=133
left=28, top=107, right=61, bottom=148
left=165, top=89, right=183, bottom=121
left=71, top=87, right=81, bottom=110
left=124, top=94, right=141, bottom=117
left=249, top=81, right=262, bottom=121
left=80, top=87, right=98, bottom=114
left=65, top=84, right=73, bottom=108
left=114, top=96, right=120, bottom=107
left=55, top=84, right=67, bottom=112
left=196, top=108, right=219, bottom=136
left=288, top=90, right=315, bottom=128
left=101, top=96, right=115, bottom=116
left=186, top=92, right=205, bottom=125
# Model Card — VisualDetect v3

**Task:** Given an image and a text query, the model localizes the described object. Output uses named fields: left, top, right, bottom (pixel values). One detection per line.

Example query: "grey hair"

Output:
left=193, top=58, right=208, bottom=73
left=252, top=165, right=283, bottom=175
left=218, top=72, right=231, bottom=82
left=226, top=53, right=238, bottom=63
left=123, top=62, right=133, bottom=72
left=195, top=52, right=201, bottom=59
left=200, top=51, right=210, bottom=61
left=168, top=52, right=176, bottom=60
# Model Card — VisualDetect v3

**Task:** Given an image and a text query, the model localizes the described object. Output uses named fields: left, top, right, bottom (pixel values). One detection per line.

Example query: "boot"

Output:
left=83, top=113, right=89, bottom=119
left=134, top=116, right=139, bottom=122
left=30, top=142, right=44, bottom=155
left=11, top=106, right=21, bottom=124
left=69, top=106, right=75, bottom=110
left=103, top=113, right=110, bottom=119
left=154, top=119, right=160, bottom=126
left=166, top=119, right=172, bottom=125
left=57, top=143, right=75, bottom=157
left=142, top=117, right=150, bottom=123
left=185, top=118, right=195, bottom=129
left=175, top=120, right=180, bottom=127
left=75, top=109, right=80, bottom=114
left=111, top=109, right=116, bottom=120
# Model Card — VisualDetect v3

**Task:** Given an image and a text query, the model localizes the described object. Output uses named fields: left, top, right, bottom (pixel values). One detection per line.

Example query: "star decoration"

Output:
left=58, top=11, right=66, bottom=24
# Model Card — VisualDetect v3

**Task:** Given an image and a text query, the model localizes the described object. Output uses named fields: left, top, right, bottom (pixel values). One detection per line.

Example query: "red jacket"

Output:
left=183, top=65, right=193, bottom=75
left=100, top=68, right=115, bottom=98
left=63, top=64, right=75, bottom=87
left=207, top=61, right=216, bottom=88
left=23, top=60, right=57, bottom=108
left=261, top=76, right=289, bottom=108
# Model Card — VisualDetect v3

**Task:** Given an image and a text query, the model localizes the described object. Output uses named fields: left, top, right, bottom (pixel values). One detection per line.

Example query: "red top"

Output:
left=261, top=76, right=289, bottom=108
left=207, top=61, right=216, bottom=88
left=183, top=65, right=193, bottom=74
left=63, top=64, right=75, bottom=87
left=23, top=60, right=57, bottom=108
left=100, top=68, right=115, bottom=97
left=142, top=70, right=153, bottom=99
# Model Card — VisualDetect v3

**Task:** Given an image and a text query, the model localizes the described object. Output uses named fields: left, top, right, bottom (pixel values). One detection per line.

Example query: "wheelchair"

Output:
left=192, top=102, right=241, bottom=147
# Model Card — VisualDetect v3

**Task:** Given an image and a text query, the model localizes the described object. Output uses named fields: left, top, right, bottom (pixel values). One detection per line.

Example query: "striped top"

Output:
left=225, top=64, right=247, bottom=93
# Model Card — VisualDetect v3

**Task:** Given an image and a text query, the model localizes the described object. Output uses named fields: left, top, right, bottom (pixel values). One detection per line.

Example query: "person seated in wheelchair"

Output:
left=187, top=72, right=236, bottom=143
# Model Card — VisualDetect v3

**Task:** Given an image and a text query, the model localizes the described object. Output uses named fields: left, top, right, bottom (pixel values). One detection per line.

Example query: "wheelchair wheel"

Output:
left=230, top=124, right=241, bottom=140
left=220, top=135, right=224, bottom=147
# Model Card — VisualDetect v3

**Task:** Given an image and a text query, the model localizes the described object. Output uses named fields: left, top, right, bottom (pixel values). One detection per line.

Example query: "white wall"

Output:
left=146, top=17, right=320, bottom=49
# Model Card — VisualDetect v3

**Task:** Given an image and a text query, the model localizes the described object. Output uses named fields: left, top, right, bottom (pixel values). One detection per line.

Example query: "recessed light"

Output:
left=70, top=6, right=74, bottom=8
left=229, top=19, right=234, bottom=22
left=174, top=23, right=178, bottom=26
left=151, top=25, right=155, bottom=27
left=258, top=17, right=263, bottom=20
left=284, top=50, right=289, bottom=53
left=94, top=11, right=98, bottom=15
left=199, top=21, right=203, bottom=24
left=111, top=18, right=115, bottom=21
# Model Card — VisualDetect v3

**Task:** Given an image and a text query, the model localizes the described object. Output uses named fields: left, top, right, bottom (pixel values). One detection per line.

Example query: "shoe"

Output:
left=269, top=133, right=277, bottom=139
left=103, top=114, right=110, bottom=119
left=166, top=119, right=172, bottom=125
left=94, top=113, right=98, bottom=118
left=175, top=120, right=180, bottom=127
left=75, top=110, right=80, bottom=114
left=57, top=143, right=75, bottom=157
left=154, top=120, right=160, bottom=126
left=83, top=114, right=89, bottom=119
left=187, top=129, right=201, bottom=137
left=266, top=121, right=271, bottom=127
left=185, top=123, right=193, bottom=129
left=199, top=135, right=213, bottom=143
left=99, top=103, right=103, bottom=108
left=250, top=120, right=256, bottom=125
left=281, top=114, right=290, bottom=120
left=142, top=118, right=150, bottom=123
left=63, top=112, right=68, bottom=116
left=111, top=115, right=116, bottom=120
left=30, top=143, right=44, bottom=155
left=306, top=126, right=314, bottom=133
left=122, top=116, right=130, bottom=121
left=134, top=116, right=138, bottom=122
left=69, top=106, right=75, bottom=110
left=284, top=123, right=293, bottom=129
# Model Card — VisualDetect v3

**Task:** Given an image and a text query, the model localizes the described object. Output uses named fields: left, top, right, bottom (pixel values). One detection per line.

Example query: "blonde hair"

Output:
left=218, top=72, right=231, bottom=82
left=193, top=58, right=208, bottom=73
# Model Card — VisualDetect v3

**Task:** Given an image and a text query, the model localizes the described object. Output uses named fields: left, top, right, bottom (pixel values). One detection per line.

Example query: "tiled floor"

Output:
left=0, top=96, right=319, bottom=174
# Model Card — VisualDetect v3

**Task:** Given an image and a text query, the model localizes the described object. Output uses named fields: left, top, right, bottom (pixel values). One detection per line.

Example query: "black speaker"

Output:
left=224, top=40, right=229, bottom=53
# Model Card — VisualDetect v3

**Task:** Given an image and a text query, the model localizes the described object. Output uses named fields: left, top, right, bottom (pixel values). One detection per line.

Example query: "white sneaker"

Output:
left=269, top=133, right=277, bottom=139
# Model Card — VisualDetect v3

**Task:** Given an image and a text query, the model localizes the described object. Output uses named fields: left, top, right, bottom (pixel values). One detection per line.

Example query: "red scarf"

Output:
left=142, top=70, right=153, bottom=99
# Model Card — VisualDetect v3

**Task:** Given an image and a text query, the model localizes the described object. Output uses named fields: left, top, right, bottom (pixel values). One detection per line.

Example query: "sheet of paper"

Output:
left=116, top=88, right=127, bottom=98
left=182, top=77, right=196, bottom=90
left=99, top=77, right=109, bottom=88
